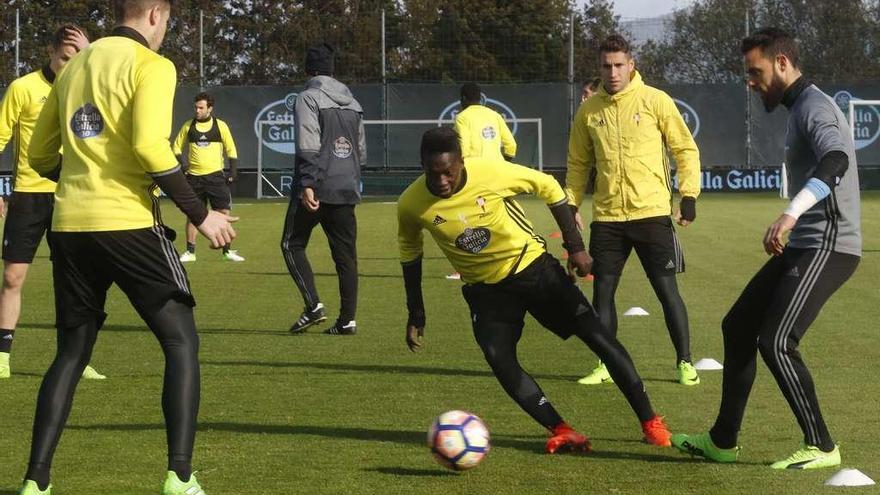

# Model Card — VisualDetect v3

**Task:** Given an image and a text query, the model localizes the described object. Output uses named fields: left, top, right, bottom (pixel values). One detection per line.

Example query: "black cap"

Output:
left=305, top=43, right=335, bottom=75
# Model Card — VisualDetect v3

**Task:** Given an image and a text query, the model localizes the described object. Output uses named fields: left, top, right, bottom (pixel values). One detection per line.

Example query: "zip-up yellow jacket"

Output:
left=565, top=71, right=700, bottom=222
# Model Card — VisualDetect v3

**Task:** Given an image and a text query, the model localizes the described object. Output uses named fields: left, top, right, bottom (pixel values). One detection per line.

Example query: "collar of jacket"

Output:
left=781, top=76, right=810, bottom=109
left=41, top=65, right=55, bottom=83
left=599, top=70, right=645, bottom=102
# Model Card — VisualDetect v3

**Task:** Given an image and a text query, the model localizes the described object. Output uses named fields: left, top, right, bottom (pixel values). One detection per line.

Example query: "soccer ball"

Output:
left=427, top=410, right=490, bottom=471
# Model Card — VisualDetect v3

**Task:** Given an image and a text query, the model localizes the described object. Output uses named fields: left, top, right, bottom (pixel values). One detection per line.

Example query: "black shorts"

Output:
left=2, top=192, right=54, bottom=263
left=462, top=253, right=597, bottom=340
left=589, top=215, right=684, bottom=277
left=48, top=227, right=195, bottom=329
left=186, top=171, right=231, bottom=211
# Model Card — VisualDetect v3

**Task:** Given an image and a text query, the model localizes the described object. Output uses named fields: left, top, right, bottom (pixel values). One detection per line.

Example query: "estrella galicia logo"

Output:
left=70, top=103, right=103, bottom=139
left=253, top=92, right=297, bottom=154
left=332, top=136, right=353, bottom=158
left=834, top=91, right=880, bottom=150
left=673, top=99, right=700, bottom=137
left=455, top=227, right=491, bottom=254
left=439, top=93, right=520, bottom=134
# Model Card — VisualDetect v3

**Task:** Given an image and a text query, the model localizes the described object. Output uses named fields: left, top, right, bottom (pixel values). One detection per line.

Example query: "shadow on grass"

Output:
left=365, top=467, right=456, bottom=477
left=0, top=490, right=19, bottom=495
left=66, top=422, right=698, bottom=463
left=201, top=360, right=573, bottom=382
left=18, top=322, right=285, bottom=337
left=244, top=271, right=403, bottom=279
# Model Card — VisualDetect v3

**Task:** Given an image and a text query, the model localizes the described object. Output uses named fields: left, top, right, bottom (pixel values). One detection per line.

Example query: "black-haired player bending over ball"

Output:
left=397, top=127, right=673, bottom=453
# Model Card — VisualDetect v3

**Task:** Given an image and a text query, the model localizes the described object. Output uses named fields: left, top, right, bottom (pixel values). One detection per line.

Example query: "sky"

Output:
left=578, top=0, right=697, bottom=19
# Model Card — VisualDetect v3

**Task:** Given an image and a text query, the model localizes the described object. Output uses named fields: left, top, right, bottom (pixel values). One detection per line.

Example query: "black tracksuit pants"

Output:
left=711, top=247, right=859, bottom=451
left=280, top=199, right=358, bottom=323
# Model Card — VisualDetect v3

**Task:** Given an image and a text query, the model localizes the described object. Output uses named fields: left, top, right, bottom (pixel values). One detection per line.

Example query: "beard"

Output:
left=761, top=78, right=785, bottom=112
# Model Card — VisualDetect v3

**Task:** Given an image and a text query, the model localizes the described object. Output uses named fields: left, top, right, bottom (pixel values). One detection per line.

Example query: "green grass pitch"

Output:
left=0, top=192, right=877, bottom=494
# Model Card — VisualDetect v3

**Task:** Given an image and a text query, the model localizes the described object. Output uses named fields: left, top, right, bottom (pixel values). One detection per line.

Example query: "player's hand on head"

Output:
left=406, top=324, right=424, bottom=352
left=64, top=27, right=89, bottom=51
left=197, top=210, right=238, bottom=249
left=566, top=250, right=592, bottom=280
left=763, top=214, right=796, bottom=256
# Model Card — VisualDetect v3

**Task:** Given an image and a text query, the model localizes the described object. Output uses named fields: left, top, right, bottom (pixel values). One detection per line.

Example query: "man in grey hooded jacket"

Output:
left=282, top=43, right=366, bottom=336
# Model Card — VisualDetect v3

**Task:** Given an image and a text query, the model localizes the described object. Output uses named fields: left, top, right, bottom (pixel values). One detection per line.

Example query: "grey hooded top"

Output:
left=294, top=75, right=366, bottom=204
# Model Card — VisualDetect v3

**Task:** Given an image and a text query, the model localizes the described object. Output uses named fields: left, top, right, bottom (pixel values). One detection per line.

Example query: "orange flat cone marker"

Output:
left=549, top=231, right=562, bottom=239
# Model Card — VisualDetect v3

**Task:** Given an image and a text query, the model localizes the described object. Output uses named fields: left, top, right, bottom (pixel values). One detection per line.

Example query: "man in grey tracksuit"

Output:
left=282, top=43, right=366, bottom=336
left=672, top=27, right=861, bottom=470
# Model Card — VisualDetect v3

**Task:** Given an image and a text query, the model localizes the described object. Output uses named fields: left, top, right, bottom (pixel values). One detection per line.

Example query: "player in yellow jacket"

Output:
left=0, top=25, right=105, bottom=381
left=454, top=83, right=516, bottom=161
left=566, top=35, right=702, bottom=387
left=172, top=92, right=243, bottom=262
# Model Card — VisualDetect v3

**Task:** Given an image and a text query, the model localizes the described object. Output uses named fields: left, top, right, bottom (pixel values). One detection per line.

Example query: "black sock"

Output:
left=169, top=456, right=192, bottom=483
left=25, top=462, right=51, bottom=491
left=522, top=391, right=564, bottom=430
left=222, top=244, right=230, bottom=254
left=186, top=242, right=196, bottom=254
left=0, top=329, right=13, bottom=353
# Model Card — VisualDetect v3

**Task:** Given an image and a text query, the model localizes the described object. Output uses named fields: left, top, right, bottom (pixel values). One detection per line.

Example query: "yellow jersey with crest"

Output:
left=29, top=29, right=180, bottom=232
left=397, top=157, right=566, bottom=284
left=172, top=116, right=238, bottom=176
left=454, top=105, right=517, bottom=160
left=0, top=68, right=59, bottom=193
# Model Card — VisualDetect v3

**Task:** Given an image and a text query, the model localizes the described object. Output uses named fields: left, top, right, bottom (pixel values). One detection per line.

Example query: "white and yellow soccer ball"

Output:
left=427, top=410, right=490, bottom=471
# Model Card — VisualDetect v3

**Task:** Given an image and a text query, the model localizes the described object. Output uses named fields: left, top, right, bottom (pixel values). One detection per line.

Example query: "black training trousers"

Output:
left=462, top=254, right=655, bottom=428
left=27, top=229, right=201, bottom=486
left=711, top=247, right=859, bottom=451
left=280, top=199, right=358, bottom=323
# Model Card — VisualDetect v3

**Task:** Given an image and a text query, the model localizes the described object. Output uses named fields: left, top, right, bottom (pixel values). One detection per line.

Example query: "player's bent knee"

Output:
left=756, top=334, right=786, bottom=362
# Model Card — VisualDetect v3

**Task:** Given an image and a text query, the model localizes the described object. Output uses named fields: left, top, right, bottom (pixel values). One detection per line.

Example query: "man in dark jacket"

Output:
left=282, top=43, right=366, bottom=336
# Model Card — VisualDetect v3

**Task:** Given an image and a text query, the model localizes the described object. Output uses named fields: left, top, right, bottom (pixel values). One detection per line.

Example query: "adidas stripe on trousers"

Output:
left=711, top=247, right=859, bottom=450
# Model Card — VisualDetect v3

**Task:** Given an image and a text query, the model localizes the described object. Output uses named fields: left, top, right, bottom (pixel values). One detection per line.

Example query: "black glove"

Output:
left=680, top=196, right=696, bottom=222
left=226, top=170, right=238, bottom=183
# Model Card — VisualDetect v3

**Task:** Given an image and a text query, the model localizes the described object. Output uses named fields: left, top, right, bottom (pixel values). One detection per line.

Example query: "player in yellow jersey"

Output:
left=0, top=25, right=106, bottom=381
left=444, top=83, right=518, bottom=280
left=398, top=127, right=673, bottom=454
left=20, top=1, right=236, bottom=494
left=454, top=83, right=516, bottom=161
left=173, top=92, right=244, bottom=262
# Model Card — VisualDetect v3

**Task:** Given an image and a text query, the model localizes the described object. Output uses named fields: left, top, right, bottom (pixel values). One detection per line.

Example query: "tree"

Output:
left=572, top=0, right=624, bottom=83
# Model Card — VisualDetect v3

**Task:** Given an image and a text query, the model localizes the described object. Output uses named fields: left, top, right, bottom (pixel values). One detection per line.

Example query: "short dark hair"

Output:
left=420, top=127, right=461, bottom=164
left=599, top=34, right=631, bottom=57
left=194, top=92, right=214, bottom=108
left=583, top=77, right=601, bottom=90
left=113, top=0, right=172, bottom=22
left=50, top=24, right=89, bottom=49
left=460, top=83, right=482, bottom=105
left=741, top=27, right=800, bottom=68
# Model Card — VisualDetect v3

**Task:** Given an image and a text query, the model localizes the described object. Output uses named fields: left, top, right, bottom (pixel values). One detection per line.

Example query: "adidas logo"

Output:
left=2, top=334, right=12, bottom=340
left=538, top=396, right=548, bottom=406
left=665, top=260, right=676, bottom=270
left=785, top=266, right=800, bottom=277
left=432, top=215, right=447, bottom=226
